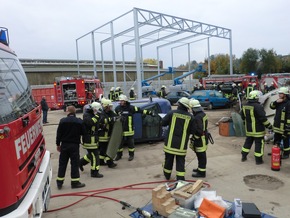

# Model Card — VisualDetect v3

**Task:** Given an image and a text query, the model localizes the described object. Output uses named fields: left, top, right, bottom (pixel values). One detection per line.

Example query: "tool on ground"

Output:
left=120, top=201, right=152, bottom=218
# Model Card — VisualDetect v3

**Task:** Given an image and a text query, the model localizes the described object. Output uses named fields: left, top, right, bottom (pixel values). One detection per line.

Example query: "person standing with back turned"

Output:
left=41, top=96, right=49, bottom=124
left=56, top=106, right=86, bottom=189
left=161, top=97, right=194, bottom=181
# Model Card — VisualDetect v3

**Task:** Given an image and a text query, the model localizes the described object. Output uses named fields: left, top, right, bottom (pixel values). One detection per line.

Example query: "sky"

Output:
left=2, top=0, right=290, bottom=68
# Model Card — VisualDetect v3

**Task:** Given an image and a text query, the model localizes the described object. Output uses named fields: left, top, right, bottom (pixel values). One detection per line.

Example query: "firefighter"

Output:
left=268, top=82, right=276, bottom=92
left=56, top=106, right=86, bottom=189
left=108, top=87, right=115, bottom=101
left=284, top=89, right=290, bottom=159
left=114, top=94, right=153, bottom=161
left=161, top=97, right=194, bottom=181
left=79, top=102, right=104, bottom=178
left=263, top=82, right=269, bottom=94
left=245, top=83, right=254, bottom=99
left=99, top=98, right=118, bottom=167
left=115, top=87, right=123, bottom=100
left=158, top=85, right=167, bottom=98
left=240, top=90, right=273, bottom=164
left=189, top=99, right=208, bottom=178
left=270, top=87, right=290, bottom=159
left=129, top=87, right=136, bottom=100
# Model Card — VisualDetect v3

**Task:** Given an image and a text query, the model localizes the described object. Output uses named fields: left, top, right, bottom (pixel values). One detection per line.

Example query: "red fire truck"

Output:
left=260, top=73, right=290, bottom=89
left=0, top=28, right=52, bottom=217
left=31, top=84, right=59, bottom=110
left=54, top=75, right=103, bottom=111
left=201, top=74, right=259, bottom=90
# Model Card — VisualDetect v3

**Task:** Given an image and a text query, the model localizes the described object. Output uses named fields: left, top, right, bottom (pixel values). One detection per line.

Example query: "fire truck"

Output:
left=54, top=75, right=103, bottom=111
left=260, top=73, right=290, bottom=89
left=0, top=28, right=52, bottom=217
left=201, top=74, right=259, bottom=90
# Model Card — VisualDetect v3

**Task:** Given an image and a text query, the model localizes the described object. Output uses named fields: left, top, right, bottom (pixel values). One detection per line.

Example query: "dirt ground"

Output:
left=42, top=107, right=290, bottom=218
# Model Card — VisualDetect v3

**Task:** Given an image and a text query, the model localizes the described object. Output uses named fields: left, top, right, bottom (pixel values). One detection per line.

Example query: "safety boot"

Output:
left=192, top=170, right=206, bottom=178
left=114, top=153, right=122, bottom=161
left=128, top=156, right=134, bottom=161
left=241, top=152, right=248, bottom=162
left=91, top=170, right=104, bottom=178
left=255, top=157, right=264, bottom=165
left=192, top=168, right=198, bottom=172
left=71, top=181, right=85, bottom=189
left=99, top=159, right=106, bottom=166
left=107, top=160, right=117, bottom=168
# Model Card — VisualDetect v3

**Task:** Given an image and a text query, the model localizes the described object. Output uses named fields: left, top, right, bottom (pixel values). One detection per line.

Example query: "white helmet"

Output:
left=278, top=87, right=289, bottom=95
left=91, top=102, right=102, bottom=112
left=102, top=99, right=113, bottom=107
left=232, top=83, right=236, bottom=87
left=110, top=87, right=115, bottom=91
left=178, top=97, right=190, bottom=109
left=116, top=87, right=121, bottom=91
left=130, top=87, right=134, bottom=90
left=119, top=94, right=128, bottom=101
left=161, top=85, right=166, bottom=89
left=189, top=99, right=201, bottom=108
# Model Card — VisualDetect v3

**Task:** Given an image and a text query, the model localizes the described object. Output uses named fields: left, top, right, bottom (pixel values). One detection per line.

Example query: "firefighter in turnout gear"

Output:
left=162, top=97, right=195, bottom=181
left=276, top=87, right=290, bottom=159
left=129, top=87, right=136, bottom=100
left=99, top=98, right=118, bottom=167
left=240, top=90, right=273, bottom=164
left=189, top=99, right=209, bottom=178
left=158, top=85, right=167, bottom=98
left=115, top=87, right=123, bottom=100
left=114, top=94, right=153, bottom=161
left=56, top=106, right=86, bottom=189
left=108, top=87, right=115, bottom=101
left=79, top=102, right=104, bottom=178
left=270, top=87, right=290, bottom=159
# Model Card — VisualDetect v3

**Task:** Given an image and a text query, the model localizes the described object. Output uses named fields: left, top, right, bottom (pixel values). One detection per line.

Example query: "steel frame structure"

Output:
left=76, top=7, right=233, bottom=99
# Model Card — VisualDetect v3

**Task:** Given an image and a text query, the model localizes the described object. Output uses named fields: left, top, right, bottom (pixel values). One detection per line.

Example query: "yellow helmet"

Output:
left=189, top=99, right=201, bottom=108
left=178, top=97, right=190, bottom=109
left=102, top=99, right=113, bottom=107
left=278, top=87, right=289, bottom=95
left=247, top=90, right=260, bottom=100
left=119, top=94, right=128, bottom=101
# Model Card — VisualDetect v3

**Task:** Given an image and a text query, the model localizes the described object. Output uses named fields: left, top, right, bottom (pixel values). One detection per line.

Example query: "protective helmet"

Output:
left=91, top=102, right=102, bottom=112
left=189, top=99, right=201, bottom=108
left=110, top=87, right=115, bottom=91
left=247, top=90, right=260, bottom=100
left=101, top=97, right=107, bottom=104
left=119, top=94, right=128, bottom=101
left=232, top=83, right=236, bottom=87
left=102, top=99, right=113, bottom=107
left=278, top=87, right=289, bottom=95
left=161, top=85, right=166, bottom=89
left=264, top=82, right=267, bottom=86
left=116, top=87, right=120, bottom=91
left=178, top=97, right=190, bottom=109
left=130, top=87, right=134, bottom=90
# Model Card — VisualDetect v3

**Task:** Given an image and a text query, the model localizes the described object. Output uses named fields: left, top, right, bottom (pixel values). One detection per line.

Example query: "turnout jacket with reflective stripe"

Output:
left=115, top=103, right=151, bottom=136
left=98, top=110, right=117, bottom=142
left=192, top=111, right=208, bottom=151
left=240, top=99, right=271, bottom=137
left=162, top=106, right=194, bottom=156
left=82, top=110, right=100, bottom=149
left=270, top=97, right=289, bottom=134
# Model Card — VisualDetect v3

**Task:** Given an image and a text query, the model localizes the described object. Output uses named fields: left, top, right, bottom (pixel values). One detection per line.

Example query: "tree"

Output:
left=239, top=48, right=259, bottom=74
left=259, top=48, right=279, bottom=73
left=143, top=58, right=158, bottom=65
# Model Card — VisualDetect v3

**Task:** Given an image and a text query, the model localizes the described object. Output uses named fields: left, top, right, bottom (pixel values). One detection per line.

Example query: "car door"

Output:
left=213, top=90, right=227, bottom=106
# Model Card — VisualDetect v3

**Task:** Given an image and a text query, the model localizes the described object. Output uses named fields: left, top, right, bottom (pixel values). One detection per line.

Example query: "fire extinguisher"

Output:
left=271, top=145, right=281, bottom=171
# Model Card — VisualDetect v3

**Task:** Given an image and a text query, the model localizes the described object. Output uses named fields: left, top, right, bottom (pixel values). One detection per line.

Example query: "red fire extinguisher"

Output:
left=271, top=145, right=281, bottom=171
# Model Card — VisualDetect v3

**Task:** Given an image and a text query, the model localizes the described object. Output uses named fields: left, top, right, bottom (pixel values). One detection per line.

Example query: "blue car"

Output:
left=112, top=97, right=171, bottom=143
left=190, top=90, right=229, bottom=110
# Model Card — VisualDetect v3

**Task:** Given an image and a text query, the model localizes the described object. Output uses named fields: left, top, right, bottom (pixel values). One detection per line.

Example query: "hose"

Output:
left=46, top=180, right=210, bottom=213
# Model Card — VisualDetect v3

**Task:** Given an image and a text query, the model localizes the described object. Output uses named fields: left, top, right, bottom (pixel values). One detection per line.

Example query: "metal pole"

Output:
left=100, top=43, right=105, bottom=83
left=188, top=43, right=191, bottom=88
left=157, top=47, right=160, bottom=88
left=133, top=8, right=142, bottom=99
left=171, top=48, right=174, bottom=81
left=76, top=40, right=80, bottom=75
left=207, top=37, right=211, bottom=76
left=229, top=30, right=233, bottom=75
left=110, top=22, right=117, bottom=89
left=91, top=32, right=97, bottom=77
left=122, top=44, right=127, bottom=93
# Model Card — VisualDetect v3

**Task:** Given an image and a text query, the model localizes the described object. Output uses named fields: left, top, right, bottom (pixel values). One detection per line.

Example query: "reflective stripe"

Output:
left=198, top=168, right=206, bottom=172
left=163, top=168, right=172, bottom=174
left=57, top=177, right=65, bottom=181
left=176, top=171, right=185, bottom=176
left=128, top=147, right=135, bottom=152
left=254, top=139, right=264, bottom=157
left=242, top=147, right=250, bottom=153
left=71, top=178, right=80, bottom=182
